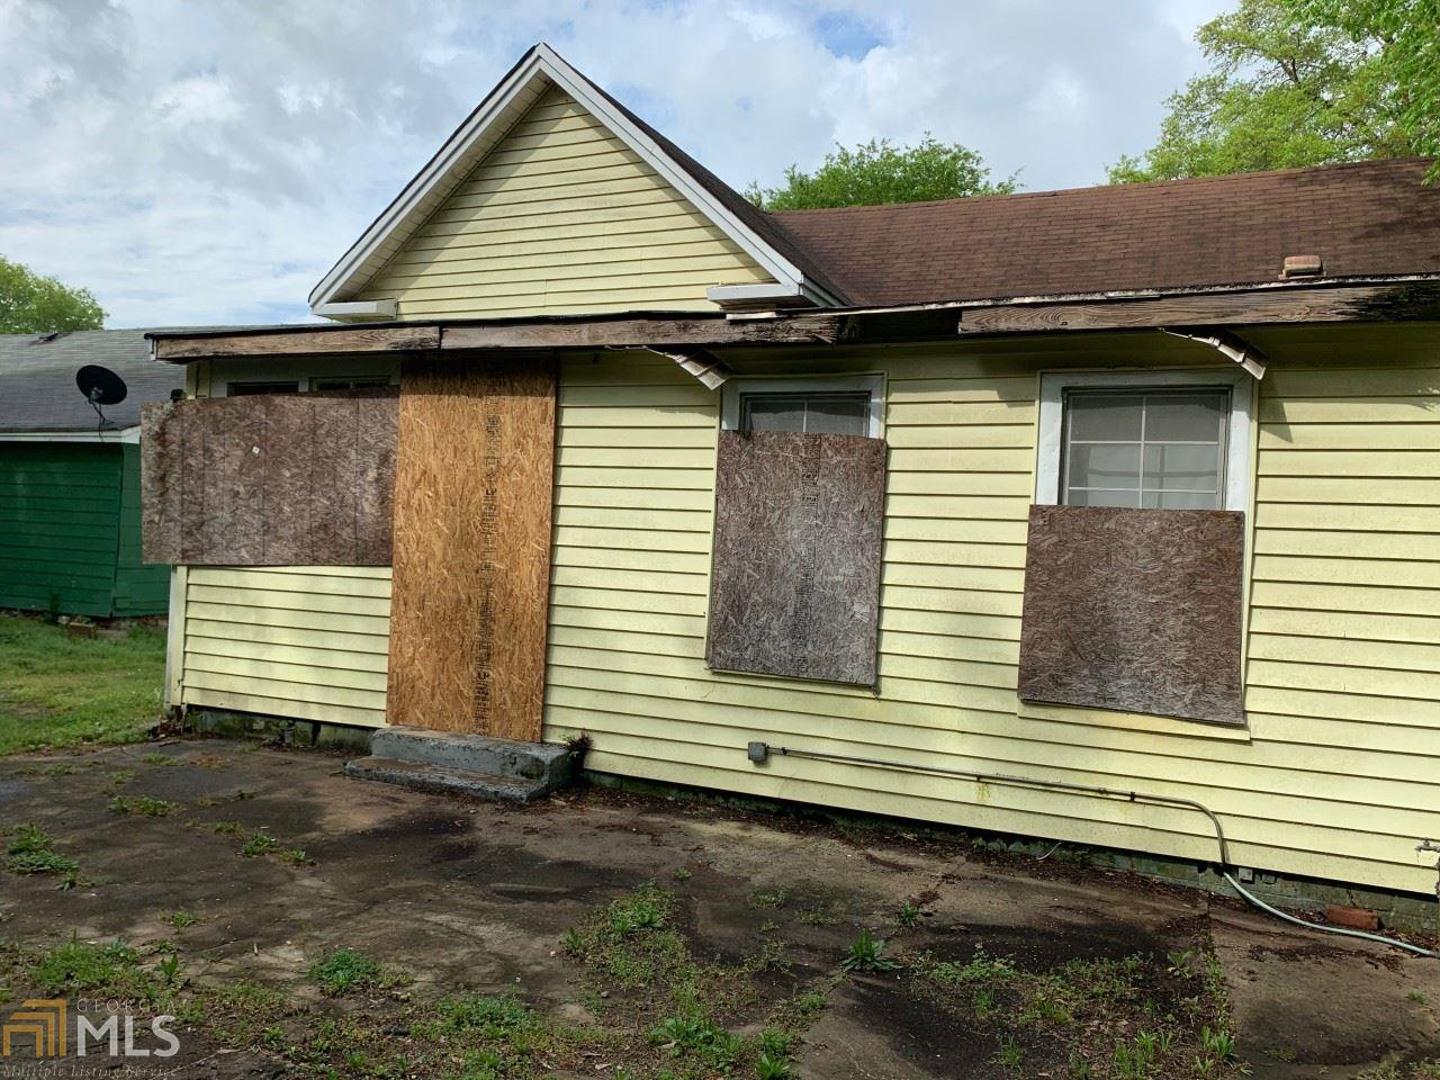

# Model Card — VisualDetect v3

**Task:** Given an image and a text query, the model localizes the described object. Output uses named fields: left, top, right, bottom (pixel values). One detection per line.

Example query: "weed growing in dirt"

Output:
left=748, top=887, right=790, bottom=910
left=565, top=884, right=690, bottom=991
left=168, top=909, right=198, bottom=930
left=841, top=929, right=900, bottom=973
left=912, top=935, right=1243, bottom=1080
left=32, top=938, right=146, bottom=997
left=650, top=1013, right=741, bottom=1069
left=109, top=793, right=177, bottom=816
left=308, top=949, right=383, bottom=996
left=158, top=953, right=183, bottom=986
left=897, top=897, right=926, bottom=927
left=558, top=883, right=817, bottom=1078
left=6, top=825, right=78, bottom=880
left=995, top=1033, right=1023, bottom=1070
left=241, top=832, right=280, bottom=857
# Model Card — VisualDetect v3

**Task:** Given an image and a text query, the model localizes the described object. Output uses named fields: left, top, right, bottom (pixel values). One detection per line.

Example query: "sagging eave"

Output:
left=148, top=276, right=1440, bottom=363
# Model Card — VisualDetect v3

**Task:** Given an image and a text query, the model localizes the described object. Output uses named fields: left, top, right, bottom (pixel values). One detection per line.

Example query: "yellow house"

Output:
left=144, top=45, right=1440, bottom=910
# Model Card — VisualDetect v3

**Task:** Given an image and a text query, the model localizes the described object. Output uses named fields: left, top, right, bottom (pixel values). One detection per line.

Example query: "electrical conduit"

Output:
left=746, top=741, right=1437, bottom=958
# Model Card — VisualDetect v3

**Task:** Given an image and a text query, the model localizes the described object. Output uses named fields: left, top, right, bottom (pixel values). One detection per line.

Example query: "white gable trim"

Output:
left=309, top=44, right=835, bottom=313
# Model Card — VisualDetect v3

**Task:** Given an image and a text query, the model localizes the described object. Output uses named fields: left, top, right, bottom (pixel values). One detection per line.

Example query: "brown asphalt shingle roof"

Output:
left=766, top=158, right=1440, bottom=307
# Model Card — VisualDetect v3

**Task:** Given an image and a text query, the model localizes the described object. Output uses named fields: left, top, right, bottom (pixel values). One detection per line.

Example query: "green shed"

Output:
left=0, top=330, right=184, bottom=617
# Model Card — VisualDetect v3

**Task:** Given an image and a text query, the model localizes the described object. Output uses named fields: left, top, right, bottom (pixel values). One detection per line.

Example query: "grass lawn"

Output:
left=0, top=613, right=166, bottom=756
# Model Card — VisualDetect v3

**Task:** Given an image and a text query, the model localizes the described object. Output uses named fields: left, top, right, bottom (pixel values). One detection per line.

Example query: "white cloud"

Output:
left=0, top=0, right=1229, bottom=327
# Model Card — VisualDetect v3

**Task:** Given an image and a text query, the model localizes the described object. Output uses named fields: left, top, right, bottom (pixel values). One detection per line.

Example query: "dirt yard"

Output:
left=2, top=738, right=1438, bottom=1079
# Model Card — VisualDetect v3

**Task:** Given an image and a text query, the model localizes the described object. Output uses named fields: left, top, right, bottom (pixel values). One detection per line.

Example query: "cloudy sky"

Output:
left=0, top=0, right=1229, bottom=328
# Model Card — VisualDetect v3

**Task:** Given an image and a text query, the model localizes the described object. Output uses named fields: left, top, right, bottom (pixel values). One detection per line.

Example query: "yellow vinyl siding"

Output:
left=179, top=566, right=391, bottom=729
left=540, top=343, right=1440, bottom=895
left=355, top=86, right=771, bottom=318
left=165, top=329, right=1440, bottom=895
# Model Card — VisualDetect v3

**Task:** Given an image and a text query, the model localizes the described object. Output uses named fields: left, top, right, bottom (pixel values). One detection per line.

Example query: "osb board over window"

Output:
left=1018, top=505, right=1246, bottom=725
left=707, top=431, right=886, bottom=686
left=385, top=355, right=556, bottom=740
left=140, top=390, right=397, bottom=566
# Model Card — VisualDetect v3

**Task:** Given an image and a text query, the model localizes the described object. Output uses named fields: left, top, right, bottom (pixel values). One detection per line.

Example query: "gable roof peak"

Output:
left=310, top=44, right=845, bottom=315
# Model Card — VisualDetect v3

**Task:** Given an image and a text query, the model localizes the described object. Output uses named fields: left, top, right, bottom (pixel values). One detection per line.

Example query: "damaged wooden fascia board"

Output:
left=1159, top=327, right=1268, bottom=379
left=953, top=279, right=1440, bottom=335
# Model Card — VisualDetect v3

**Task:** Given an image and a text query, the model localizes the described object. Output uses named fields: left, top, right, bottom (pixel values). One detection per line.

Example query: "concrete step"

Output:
left=344, top=756, right=549, bottom=804
left=369, top=727, right=575, bottom=787
left=346, top=727, right=578, bottom=804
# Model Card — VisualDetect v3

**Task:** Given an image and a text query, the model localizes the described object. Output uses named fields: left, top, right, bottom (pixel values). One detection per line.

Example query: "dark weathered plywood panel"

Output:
left=140, top=402, right=181, bottom=565
left=1018, top=505, right=1245, bottom=725
left=139, top=391, right=397, bottom=566
left=386, top=355, right=557, bottom=739
left=707, top=431, right=886, bottom=686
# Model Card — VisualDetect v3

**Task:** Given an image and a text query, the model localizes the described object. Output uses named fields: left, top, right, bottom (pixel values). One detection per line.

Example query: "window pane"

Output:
left=1067, top=394, right=1143, bottom=441
left=805, top=395, right=869, bottom=435
left=1144, top=392, right=1226, bottom=442
left=1143, top=443, right=1221, bottom=492
left=1068, top=443, right=1141, bottom=491
left=313, top=376, right=391, bottom=390
left=1141, top=489, right=1220, bottom=510
left=229, top=381, right=299, bottom=396
left=743, top=396, right=807, bottom=433
left=741, top=392, right=869, bottom=436
left=1068, top=487, right=1141, bottom=508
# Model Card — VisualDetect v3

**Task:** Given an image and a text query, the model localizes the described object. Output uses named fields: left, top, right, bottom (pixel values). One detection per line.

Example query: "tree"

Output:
left=0, top=255, right=105, bottom=334
left=748, top=135, right=1017, bottom=210
left=1109, top=0, right=1438, bottom=184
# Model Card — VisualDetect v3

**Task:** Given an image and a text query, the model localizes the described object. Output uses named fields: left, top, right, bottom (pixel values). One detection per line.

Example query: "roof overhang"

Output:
left=308, top=43, right=837, bottom=316
left=151, top=277, right=1440, bottom=363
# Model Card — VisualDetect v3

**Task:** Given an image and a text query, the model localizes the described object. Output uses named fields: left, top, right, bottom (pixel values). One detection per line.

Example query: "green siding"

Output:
left=0, top=442, right=169, bottom=617
left=113, top=443, right=170, bottom=615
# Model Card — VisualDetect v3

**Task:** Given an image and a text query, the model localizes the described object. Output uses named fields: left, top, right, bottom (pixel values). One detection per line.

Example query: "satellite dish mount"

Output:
left=75, top=365, right=128, bottom=434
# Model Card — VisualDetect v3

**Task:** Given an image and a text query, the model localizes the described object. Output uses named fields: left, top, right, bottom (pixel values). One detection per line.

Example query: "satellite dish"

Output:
left=76, top=365, right=128, bottom=406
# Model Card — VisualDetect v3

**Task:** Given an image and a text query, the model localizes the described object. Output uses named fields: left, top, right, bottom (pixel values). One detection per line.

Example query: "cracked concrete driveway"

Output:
left=1, top=738, right=1437, bottom=1079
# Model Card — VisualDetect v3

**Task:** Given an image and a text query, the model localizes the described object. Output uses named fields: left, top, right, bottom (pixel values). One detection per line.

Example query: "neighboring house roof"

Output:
left=310, top=43, right=844, bottom=314
left=770, top=158, right=1440, bottom=307
left=0, top=329, right=185, bottom=433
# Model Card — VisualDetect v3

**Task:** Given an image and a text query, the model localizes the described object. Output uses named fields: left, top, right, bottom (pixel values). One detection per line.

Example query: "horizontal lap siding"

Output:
left=113, top=443, right=171, bottom=615
left=357, top=87, right=770, bottom=319
left=179, top=566, right=391, bottom=728
left=542, top=349, right=1440, bottom=894
left=0, top=443, right=122, bottom=616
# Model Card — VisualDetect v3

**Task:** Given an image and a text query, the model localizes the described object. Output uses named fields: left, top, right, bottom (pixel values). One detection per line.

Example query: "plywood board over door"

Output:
left=386, top=353, right=557, bottom=740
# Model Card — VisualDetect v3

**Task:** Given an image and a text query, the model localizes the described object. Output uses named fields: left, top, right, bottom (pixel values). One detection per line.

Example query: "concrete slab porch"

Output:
left=0, top=739, right=1436, bottom=1079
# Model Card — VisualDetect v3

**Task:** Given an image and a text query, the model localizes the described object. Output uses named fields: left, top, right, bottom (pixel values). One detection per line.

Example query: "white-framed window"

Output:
left=720, top=375, right=886, bottom=438
left=1035, top=369, right=1253, bottom=511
